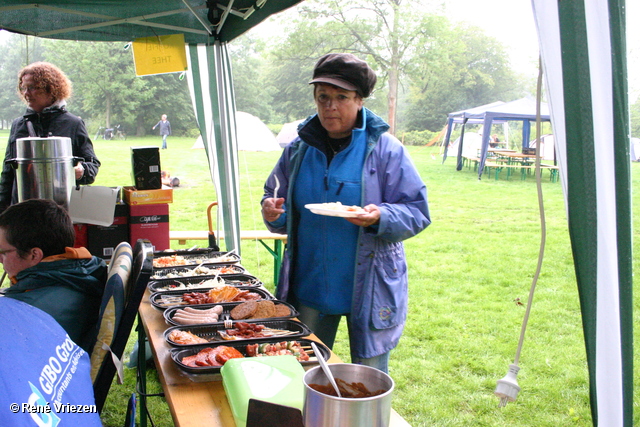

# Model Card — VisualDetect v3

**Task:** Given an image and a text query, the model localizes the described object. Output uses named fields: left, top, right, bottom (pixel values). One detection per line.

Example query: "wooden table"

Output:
left=137, top=291, right=411, bottom=427
left=169, top=230, right=287, bottom=284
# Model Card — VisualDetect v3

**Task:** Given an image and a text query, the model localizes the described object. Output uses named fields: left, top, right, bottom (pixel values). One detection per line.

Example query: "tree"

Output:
left=0, top=34, right=46, bottom=128
left=41, top=39, right=195, bottom=136
left=402, top=22, right=524, bottom=131
left=249, top=1, right=522, bottom=134
left=290, top=0, right=448, bottom=134
left=229, top=34, right=276, bottom=122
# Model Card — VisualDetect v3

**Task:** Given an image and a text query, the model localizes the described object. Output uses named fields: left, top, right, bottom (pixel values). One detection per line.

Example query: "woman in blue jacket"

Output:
left=261, top=53, right=430, bottom=373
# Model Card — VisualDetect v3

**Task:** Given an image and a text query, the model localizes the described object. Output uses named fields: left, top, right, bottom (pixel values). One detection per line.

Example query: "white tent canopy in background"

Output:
left=446, top=132, right=482, bottom=158
left=192, top=111, right=281, bottom=152
left=528, top=134, right=556, bottom=161
left=276, top=119, right=304, bottom=147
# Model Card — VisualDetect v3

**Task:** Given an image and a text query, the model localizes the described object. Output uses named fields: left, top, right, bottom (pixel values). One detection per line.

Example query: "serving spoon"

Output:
left=311, top=342, right=341, bottom=397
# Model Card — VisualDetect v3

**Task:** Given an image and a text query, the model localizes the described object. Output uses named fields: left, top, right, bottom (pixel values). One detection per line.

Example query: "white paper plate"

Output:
left=305, top=203, right=367, bottom=218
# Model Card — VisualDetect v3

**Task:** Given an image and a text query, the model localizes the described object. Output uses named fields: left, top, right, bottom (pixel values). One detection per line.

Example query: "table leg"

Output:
left=137, top=317, right=148, bottom=427
left=257, top=239, right=284, bottom=284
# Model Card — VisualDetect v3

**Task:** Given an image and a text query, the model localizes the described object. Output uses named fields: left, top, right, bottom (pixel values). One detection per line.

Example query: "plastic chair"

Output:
left=124, top=393, right=137, bottom=427
left=93, top=239, right=154, bottom=413
left=90, top=242, right=133, bottom=383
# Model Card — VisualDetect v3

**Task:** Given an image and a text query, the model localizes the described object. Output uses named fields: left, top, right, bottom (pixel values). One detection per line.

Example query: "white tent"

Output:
left=276, top=119, right=304, bottom=148
left=446, top=132, right=482, bottom=158
left=528, top=134, right=556, bottom=162
left=192, top=111, right=281, bottom=152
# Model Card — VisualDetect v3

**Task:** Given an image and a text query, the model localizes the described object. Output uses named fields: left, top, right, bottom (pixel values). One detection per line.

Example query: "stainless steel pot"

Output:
left=303, top=363, right=394, bottom=427
left=7, top=137, right=79, bottom=210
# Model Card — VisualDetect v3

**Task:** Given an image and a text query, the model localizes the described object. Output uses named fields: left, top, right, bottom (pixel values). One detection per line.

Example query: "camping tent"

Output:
left=0, top=0, right=302, bottom=253
left=446, top=132, right=482, bottom=159
left=442, top=97, right=551, bottom=177
left=276, top=119, right=304, bottom=148
left=192, top=111, right=281, bottom=151
left=528, top=134, right=556, bottom=162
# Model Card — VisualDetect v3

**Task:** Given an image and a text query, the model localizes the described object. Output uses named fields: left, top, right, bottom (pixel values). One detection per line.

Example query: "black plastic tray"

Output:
left=154, top=247, right=220, bottom=257
left=170, top=338, right=331, bottom=375
left=164, top=319, right=311, bottom=347
left=150, top=263, right=245, bottom=280
left=153, top=251, right=241, bottom=269
left=163, top=300, right=299, bottom=326
left=150, top=286, right=274, bottom=310
left=148, top=273, right=262, bottom=293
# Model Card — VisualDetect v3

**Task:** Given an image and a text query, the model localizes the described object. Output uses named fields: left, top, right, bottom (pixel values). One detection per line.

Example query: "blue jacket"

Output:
left=2, top=248, right=107, bottom=353
left=263, top=108, right=430, bottom=358
left=0, top=298, right=102, bottom=427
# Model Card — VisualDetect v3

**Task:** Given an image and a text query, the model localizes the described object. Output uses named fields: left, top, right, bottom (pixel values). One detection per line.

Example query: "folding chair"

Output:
left=92, top=239, right=154, bottom=413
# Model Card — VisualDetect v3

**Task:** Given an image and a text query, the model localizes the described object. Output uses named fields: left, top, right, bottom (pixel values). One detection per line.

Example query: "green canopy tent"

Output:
left=532, top=1, right=632, bottom=425
left=0, top=0, right=303, bottom=252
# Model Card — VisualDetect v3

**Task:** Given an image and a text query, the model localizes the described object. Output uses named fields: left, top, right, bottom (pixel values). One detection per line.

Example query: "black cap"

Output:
left=309, top=53, right=377, bottom=98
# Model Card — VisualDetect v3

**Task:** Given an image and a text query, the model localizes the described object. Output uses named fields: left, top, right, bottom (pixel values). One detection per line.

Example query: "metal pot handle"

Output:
left=72, top=156, right=84, bottom=166
left=4, top=158, right=18, bottom=169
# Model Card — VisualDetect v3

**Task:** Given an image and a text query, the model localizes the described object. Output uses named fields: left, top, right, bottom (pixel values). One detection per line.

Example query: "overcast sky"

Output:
left=444, top=0, right=639, bottom=99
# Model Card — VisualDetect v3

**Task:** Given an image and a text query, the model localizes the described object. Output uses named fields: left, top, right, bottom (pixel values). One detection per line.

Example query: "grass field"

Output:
left=1, top=130, right=638, bottom=426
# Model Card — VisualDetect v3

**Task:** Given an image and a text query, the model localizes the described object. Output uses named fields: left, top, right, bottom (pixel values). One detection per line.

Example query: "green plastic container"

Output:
left=221, top=355, right=305, bottom=427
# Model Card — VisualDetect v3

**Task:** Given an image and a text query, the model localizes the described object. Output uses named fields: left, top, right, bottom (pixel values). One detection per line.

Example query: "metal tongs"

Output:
left=273, top=175, right=280, bottom=200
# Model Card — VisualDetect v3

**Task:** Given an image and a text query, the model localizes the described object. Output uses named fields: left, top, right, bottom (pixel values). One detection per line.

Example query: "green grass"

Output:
left=1, top=130, right=639, bottom=426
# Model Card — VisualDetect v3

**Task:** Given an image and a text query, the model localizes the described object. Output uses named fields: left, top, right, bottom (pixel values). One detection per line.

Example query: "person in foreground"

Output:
left=261, top=53, right=430, bottom=373
left=0, top=61, right=101, bottom=212
left=0, top=297, right=103, bottom=426
left=0, top=199, right=107, bottom=353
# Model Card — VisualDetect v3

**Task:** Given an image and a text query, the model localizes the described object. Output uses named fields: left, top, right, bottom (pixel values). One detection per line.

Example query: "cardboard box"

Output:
left=131, top=146, right=162, bottom=190
left=129, top=203, right=170, bottom=251
left=123, top=186, right=173, bottom=205
left=87, top=203, right=130, bottom=259
left=73, top=223, right=88, bottom=248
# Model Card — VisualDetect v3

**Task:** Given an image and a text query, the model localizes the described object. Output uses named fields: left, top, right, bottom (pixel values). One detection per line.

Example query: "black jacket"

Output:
left=0, top=105, right=101, bottom=211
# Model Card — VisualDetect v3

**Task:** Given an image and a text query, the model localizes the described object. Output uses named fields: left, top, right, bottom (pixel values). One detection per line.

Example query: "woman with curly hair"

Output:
left=0, top=62, right=101, bottom=212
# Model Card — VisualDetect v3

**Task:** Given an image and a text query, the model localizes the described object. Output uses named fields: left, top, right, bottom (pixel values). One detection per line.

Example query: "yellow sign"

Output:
left=132, top=34, right=187, bottom=76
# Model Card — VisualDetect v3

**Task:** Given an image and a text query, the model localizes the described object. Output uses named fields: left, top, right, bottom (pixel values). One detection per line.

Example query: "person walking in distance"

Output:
left=152, top=114, right=171, bottom=149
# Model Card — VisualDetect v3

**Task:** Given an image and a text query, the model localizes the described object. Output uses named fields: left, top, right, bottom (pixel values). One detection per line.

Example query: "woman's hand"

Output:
left=74, top=162, right=84, bottom=180
left=346, top=204, right=380, bottom=227
left=262, top=197, right=285, bottom=222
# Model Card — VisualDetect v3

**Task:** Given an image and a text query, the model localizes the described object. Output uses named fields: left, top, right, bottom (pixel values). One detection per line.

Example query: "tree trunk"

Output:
left=105, top=93, right=111, bottom=128
left=386, top=0, right=401, bottom=136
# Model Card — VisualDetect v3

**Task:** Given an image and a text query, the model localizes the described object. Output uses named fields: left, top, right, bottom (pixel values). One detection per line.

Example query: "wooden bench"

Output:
left=484, top=162, right=559, bottom=182
left=169, top=230, right=287, bottom=284
left=462, top=156, right=481, bottom=171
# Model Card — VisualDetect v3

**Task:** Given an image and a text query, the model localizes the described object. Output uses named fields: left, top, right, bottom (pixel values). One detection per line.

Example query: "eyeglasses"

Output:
left=315, top=93, right=358, bottom=107
left=19, top=86, right=43, bottom=93
left=0, top=248, right=16, bottom=256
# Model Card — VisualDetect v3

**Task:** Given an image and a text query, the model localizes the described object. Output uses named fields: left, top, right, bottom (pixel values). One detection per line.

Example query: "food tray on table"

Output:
left=169, top=338, right=331, bottom=377
left=163, top=300, right=299, bottom=327
left=148, top=273, right=262, bottom=293
left=150, top=286, right=274, bottom=310
left=164, top=319, right=311, bottom=347
left=150, top=263, right=245, bottom=280
left=153, top=250, right=241, bottom=269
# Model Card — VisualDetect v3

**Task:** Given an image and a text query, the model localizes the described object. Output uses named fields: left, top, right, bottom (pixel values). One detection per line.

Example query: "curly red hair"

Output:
left=17, top=62, right=72, bottom=103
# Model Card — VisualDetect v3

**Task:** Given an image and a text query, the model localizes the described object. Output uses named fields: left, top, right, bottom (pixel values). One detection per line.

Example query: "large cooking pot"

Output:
left=7, top=137, right=81, bottom=210
left=303, top=363, right=394, bottom=427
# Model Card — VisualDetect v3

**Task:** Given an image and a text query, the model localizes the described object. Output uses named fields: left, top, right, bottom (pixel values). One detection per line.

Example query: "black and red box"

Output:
left=87, top=203, right=130, bottom=259
left=129, top=203, right=170, bottom=251
left=73, top=223, right=88, bottom=248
